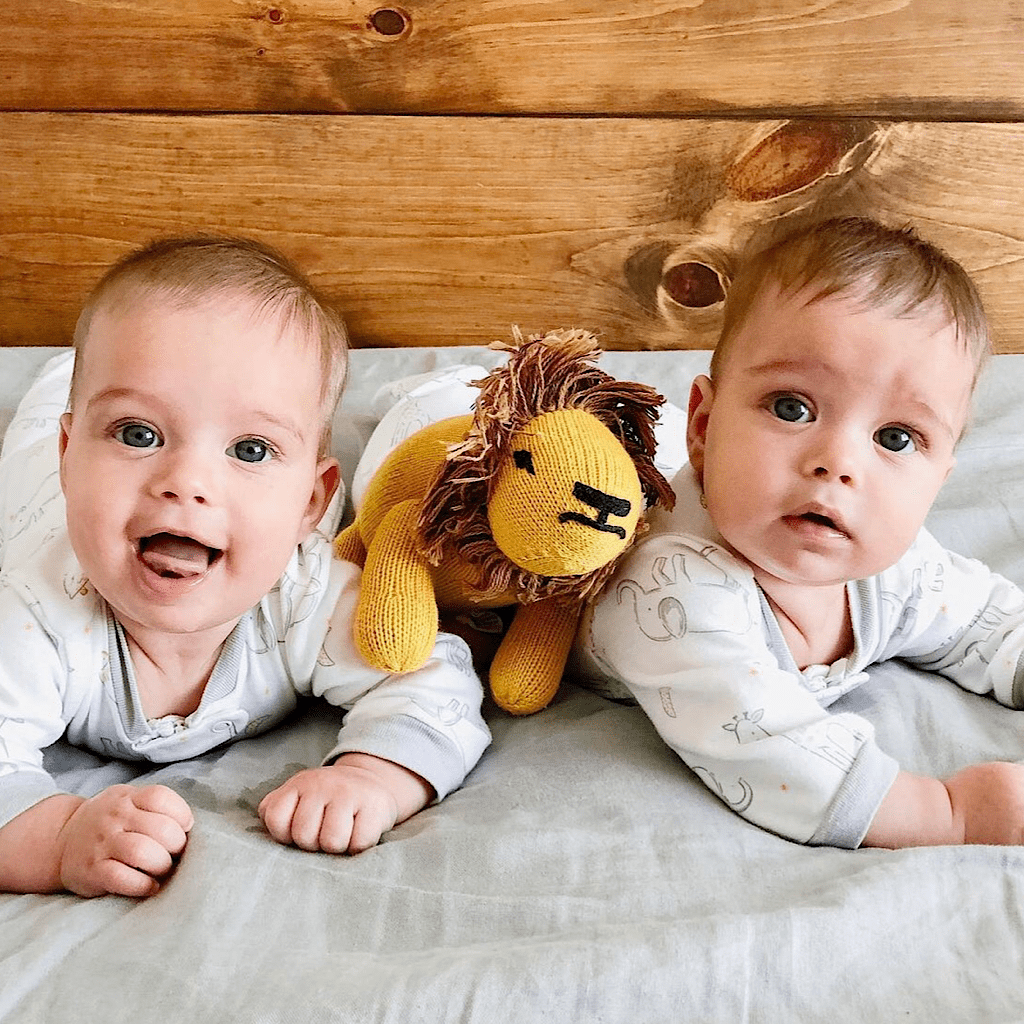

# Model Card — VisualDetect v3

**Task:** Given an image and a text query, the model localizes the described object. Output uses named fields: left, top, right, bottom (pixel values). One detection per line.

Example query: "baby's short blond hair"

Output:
left=712, top=218, right=991, bottom=387
left=71, top=234, right=349, bottom=457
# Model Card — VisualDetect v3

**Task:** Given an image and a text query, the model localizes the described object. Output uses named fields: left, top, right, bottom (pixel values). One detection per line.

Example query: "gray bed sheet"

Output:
left=2, top=347, right=1024, bottom=1023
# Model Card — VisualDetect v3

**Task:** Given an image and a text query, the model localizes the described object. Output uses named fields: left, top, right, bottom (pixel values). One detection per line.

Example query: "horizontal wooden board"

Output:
left=3, top=113, right=1024, bottom=351
left=2, top=0, right=1023, bottom=117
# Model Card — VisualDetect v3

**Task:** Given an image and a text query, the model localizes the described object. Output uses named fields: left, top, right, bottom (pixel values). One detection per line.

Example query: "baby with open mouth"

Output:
left=0, top=235, right=490, bottom=899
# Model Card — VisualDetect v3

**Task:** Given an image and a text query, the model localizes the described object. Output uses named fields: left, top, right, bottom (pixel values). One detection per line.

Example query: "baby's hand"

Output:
left=58, top=784, right=194, bottom=898
left=258, top=754, right=433, bottom=854
left=945, top=761, right=1024, bottom=846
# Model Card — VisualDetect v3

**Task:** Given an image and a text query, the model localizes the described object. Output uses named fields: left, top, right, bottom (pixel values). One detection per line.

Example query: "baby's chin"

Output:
left=104, top=598, right=249, bottom=640
left=741, top=549, right=860, bottom=592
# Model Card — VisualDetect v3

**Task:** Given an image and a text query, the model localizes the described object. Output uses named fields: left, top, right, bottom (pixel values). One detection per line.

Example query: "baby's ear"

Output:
left=686, top=375, right=715, bottom=479
left=58, top=412, right=72, bottom=489
left=302, top=457, right=341, bottom=535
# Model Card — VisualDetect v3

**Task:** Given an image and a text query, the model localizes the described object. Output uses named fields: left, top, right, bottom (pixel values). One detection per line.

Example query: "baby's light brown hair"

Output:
left=70, top=235, right=349, bottom=457
left=711, top=217, right=991, bottom=389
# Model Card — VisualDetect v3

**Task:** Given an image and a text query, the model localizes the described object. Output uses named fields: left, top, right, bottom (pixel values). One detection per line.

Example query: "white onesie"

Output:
left=577, top=470, right=1024, bottom=847
left=0, top=429, right=490, bottom=830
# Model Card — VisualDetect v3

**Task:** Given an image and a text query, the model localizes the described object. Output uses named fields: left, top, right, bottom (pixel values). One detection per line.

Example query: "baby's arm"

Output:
left=865, top=764, right=1024, bottom=848
left=260, top=543, right=490, bottom=854
left=264, top=546, right=491, bottom=854
left=260, top=630, right=489, bottom=853
left=0, top=784, right=193, bottom=897
left=580, top=533, right=904, bottom=847
left=862, top=535, right=1024, bottom=847
left=0, top=590, right=193, bottom=896
left=258, top=753, right=432, bottom=854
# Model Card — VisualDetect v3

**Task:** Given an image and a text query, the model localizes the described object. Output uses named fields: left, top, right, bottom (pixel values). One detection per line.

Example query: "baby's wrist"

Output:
left=333, top=752, right=433, bottom=815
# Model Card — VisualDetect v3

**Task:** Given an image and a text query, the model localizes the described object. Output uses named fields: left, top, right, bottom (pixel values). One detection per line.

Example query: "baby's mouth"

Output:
left=138, top=533, right=222, bottom=579
left=802, top=511, right=839, bottom=531
left=789, top=508, right=849, bottom=537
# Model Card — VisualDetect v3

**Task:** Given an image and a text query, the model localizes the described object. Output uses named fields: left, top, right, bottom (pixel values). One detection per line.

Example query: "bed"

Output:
left=5, top=1, right=1024, bottom=1020
left=2, top=342, right=1024, bottom=1022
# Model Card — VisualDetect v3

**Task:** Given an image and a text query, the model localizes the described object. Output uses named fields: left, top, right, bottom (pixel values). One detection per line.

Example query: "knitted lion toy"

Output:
left=334, top=328, right=676, bottom=714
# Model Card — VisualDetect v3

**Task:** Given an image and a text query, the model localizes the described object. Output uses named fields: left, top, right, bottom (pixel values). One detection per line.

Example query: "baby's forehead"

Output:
left=742, top=278, right=959, bottom=345
left=717, top=279, right=971, bottom=382
left=85, top=288, right=317, bottom=358
left=74, top=289, right=327, bottom=399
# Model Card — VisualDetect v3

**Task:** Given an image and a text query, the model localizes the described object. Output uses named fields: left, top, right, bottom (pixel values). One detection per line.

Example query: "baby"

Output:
left=579, top=216, right=1024, bottom=849
left=0, top=235, right=489, bottom=897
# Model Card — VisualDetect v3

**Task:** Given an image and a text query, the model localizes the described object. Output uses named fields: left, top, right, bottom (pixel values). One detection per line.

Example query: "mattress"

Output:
left=2, top=345, right=1024, bottom=1023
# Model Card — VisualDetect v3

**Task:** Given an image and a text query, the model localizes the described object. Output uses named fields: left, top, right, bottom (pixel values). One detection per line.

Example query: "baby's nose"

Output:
left=152, top=448, right=217, bottom=504
left=805, top=433, right=860, bottom=485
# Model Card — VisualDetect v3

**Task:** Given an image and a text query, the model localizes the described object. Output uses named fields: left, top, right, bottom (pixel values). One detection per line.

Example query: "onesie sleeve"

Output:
left=869, top=528, right=1024, bottom=708
left=320, top=632, right=491, bottom=800
left=0, top=581, right=73, bottom=829
left=273, top=535, right=491, bottom=801
left=577, top=533, right=898, bottom=848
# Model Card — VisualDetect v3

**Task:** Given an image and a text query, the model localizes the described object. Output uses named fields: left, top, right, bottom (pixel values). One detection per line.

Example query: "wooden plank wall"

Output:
left=2, top=2, right=1023, bottom=351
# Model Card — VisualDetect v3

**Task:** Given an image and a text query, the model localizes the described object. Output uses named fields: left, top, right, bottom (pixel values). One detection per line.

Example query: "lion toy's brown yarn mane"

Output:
left=416, top=327, right=676, bottom=604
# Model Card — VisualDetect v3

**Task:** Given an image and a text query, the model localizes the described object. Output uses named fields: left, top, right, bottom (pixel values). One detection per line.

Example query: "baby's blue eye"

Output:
left=876, top=426, right=915, bottom=453
left=771, top=395, right=812, bottom=423
left=230, top=438, right=272, bottom=464
left=116, top=423, right=161, bottom=449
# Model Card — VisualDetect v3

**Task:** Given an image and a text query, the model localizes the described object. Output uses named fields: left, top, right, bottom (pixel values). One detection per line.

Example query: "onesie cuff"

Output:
left=0, top=769, right=62, bottom=830
left=324, top=714, right=481, bottom=802
left=807, top=740, right=901, bottom=849
left=1011, top=646, right=1024, bottom=708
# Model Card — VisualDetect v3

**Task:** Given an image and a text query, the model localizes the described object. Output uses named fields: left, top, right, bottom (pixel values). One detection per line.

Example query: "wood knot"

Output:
left=370, top=8, right=409, bottom=36
left=662, top=261, right=726, bottom=308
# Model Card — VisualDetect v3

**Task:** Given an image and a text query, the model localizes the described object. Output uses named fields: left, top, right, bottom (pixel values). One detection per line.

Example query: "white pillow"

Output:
left=0, top=350, right=73, bottom=464
left=349, top=363, right=690, bottom=512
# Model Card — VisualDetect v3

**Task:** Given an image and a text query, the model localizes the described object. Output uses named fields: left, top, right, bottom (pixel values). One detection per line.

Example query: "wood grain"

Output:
left=3, top=113, right=1023, bottom=351
left=3, top=0, right=1023, bottom=117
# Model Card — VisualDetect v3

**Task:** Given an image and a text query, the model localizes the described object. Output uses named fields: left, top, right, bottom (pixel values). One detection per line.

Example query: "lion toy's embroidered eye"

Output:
left=513, top=449, right=536, bottom=475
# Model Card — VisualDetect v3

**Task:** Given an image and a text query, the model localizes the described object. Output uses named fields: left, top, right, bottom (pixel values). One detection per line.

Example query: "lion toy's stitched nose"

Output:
left=558, top=481, right=632, bottom=537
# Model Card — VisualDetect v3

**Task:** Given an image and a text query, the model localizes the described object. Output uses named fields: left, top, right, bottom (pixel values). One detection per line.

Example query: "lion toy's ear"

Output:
left=335, top=327, right=675, bottom=715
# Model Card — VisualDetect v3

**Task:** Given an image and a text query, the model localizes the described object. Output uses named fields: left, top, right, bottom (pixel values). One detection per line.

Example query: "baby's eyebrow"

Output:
left=85, top=387, right=309, bottom=444
left=743, top=358, right=838, bottom=379
left=83, top=385, right=156, bottom=417
left=86, top=385, right=145, bottom=407
left=901, top=397, right=959, bottom=442
left=247, top=409, right=308, bottom=445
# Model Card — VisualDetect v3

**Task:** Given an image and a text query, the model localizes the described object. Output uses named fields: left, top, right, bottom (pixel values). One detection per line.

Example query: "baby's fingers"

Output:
left=260, top=785, right=356, bottom=853
left=74, top=859, right=162, bottom=900
left=132, top=784, right=194, bottom=833
left=280, top=792, right=337, bottom=852
left=65, top=831, right=176, bottom=899
left=347, top=806, right=389, bottom=855
left=319, top=801, right=358, bottom=855
left=112, top=823, right=184, bottom=877
left=259, top=786, right=302, bottom=846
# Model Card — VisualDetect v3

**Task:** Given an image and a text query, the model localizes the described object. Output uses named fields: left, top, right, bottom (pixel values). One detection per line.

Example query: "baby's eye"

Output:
left=770, top=395, right=812, bottom=423
left=875, top=426, right=916, bottom=453
left=229, top=438, right=273, bottom=464
left=116, top=423, right=161, bottom=449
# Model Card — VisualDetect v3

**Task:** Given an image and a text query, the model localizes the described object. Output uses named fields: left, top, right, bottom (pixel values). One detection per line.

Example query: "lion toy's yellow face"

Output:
left=488, top=408, right=644, bottom=576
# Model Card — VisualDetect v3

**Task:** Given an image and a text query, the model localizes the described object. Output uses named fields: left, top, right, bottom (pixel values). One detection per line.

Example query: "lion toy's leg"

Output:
left=489, top=600, right=581, bottom=715
left=355, top=499, right=438, bottom=673
left=334, top=522, right=367, bottom=567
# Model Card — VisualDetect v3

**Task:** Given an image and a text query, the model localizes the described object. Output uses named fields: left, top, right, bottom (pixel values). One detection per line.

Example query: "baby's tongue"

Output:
left=140, top=534, right=211, bottom=578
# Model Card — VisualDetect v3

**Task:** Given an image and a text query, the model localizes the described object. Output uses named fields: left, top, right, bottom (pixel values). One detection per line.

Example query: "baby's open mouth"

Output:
left=138, top=533, right=222, bottom=579
left=801, top=511, right=839, bottom=531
